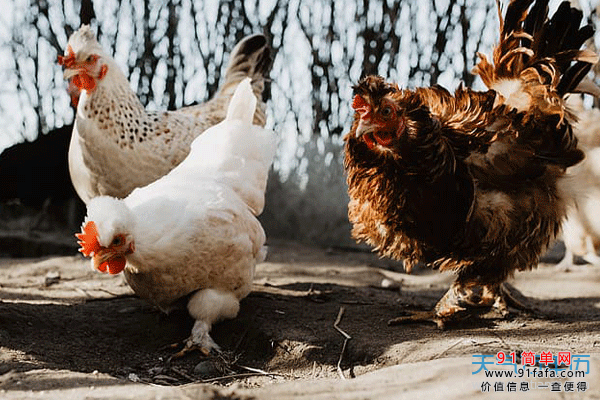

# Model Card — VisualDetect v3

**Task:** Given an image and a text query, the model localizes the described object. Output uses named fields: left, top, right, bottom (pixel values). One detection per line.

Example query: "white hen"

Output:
left=59, top=25, right=271, bottom=203
left=76, top=79, right=276, bottom=353
left=557, top=97, right=600, bottom=270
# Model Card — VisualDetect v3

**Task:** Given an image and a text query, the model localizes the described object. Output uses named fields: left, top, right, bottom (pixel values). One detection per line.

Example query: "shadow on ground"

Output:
left=1, top=241, right=600, bottom=392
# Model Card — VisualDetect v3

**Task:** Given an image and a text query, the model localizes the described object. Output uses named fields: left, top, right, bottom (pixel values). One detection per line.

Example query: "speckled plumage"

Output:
left=344, top=0, right=598, bottom=324
left=63, top=26, right=271, bottom=203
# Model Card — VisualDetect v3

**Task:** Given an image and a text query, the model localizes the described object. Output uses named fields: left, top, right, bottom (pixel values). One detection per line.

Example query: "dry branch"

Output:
left=333, top=306, right=352, bottom=379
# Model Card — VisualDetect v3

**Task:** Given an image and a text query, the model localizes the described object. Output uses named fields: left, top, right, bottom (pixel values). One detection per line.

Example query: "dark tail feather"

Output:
left=220, top=34, right=272, bottom=102
left=474, top=0, right=597, bottom=95
left=503, top=0, right=535, bottom=36
left=571, top=25, right=595, bottom=52
left=557, top=62, right=593, bottom=96
left=225, top=34, right=272, bottom=80
left=216, top=34, right=272, bottom=126
left=548, top=3, right=581, bottom=47
left=523, top=0, right=548, bottom=37
left=525, top=0, right=596, bottom=95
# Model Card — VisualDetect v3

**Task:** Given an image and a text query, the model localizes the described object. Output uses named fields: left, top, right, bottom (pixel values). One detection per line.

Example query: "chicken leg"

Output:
left=172, top=288, right=240, bottom=358
left=555, top=236, right=600, bottom=272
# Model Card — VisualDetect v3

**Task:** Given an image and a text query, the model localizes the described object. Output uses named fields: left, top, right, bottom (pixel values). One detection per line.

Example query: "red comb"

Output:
left=75, top=221, right=101, bottom=257
left=57, top=45, right=76, bottom=68
left=352, top=94, right=368, bottom=111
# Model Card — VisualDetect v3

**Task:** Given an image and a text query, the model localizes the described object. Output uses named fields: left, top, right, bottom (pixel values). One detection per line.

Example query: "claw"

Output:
left=388, top=310, right=446, bottom=329
left=169, top=320, right=221, bottom=360
left=170, top=338, right=214, bottom=360
left=498, top=282, right=534, bottom=313
left=389, top=282, right=532, bottom=329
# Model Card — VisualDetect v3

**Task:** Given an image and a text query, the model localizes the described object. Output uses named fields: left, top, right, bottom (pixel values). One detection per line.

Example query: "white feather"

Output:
left=492, top=79, right=531, bottom=111
left=85, top=196, right=134, bottom=247
left=226, top=78, right=256, bottom=123
left=68, top=121, right=95, bottom=204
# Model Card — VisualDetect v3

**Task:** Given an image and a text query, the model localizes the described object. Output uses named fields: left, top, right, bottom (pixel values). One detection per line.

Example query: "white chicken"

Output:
left=75, top=79, right=276, bottom=354
left=557, top=97, right=600, bottom=270
left=59, top=25, right=271, bottom=203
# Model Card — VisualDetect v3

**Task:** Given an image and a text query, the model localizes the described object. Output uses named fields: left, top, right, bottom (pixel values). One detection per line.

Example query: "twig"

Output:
left=152, top=374, right=179, bottom=384
left=82, top=292, right=137, bottom=301
left=340, top=300, right=374, bottom=306
left=236, top=364, right=276, bottom=376
left=170, top=366, right=195, bottom=382
left=472, top=340, right=501, bottom=347
left=433, top=338, right=464, bottom=359
left=306, top=283, right=326, bottom=303
left=199, top=372, right=284, bottom=383
left=96, top=288, right=133, bottom=297
left=72, top=287, right=93, bottom=299
left=489, top=330, right=511, bottom=350
left=333, top=306, right=352, bottom=379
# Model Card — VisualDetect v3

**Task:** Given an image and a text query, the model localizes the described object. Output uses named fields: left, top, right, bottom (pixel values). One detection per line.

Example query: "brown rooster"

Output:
left=344, top=0, right=598, bottom=328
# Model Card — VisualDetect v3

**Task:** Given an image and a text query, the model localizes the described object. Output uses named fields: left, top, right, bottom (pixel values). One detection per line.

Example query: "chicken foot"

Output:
left=388, top=282, right=473, bottom=329
left=388, top=282, right=530, bottom=329
left=171, top=320, right=220, bottom=359
left=170, top=288, right=240, bottom=359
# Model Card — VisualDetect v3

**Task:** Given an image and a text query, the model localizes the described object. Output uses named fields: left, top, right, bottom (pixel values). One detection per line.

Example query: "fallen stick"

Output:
left=333, top=306, right=352, bottom=379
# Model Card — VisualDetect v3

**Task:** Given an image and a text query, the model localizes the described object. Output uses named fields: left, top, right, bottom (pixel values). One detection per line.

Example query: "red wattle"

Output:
left=373, top=131, right=394, bottom=147
left=72, top=72, right=97, bottom=92
left=107, top=256, right=126, bottom=274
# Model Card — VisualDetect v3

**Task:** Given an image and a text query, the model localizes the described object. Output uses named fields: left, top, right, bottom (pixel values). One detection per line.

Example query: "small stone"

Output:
left=44, top=271, right=60, bottom=286
left=193, top=360, right=218, bottom=377
left=380, top=278, right=401, bottom=289
left=127, top=373, right=140, bottom=382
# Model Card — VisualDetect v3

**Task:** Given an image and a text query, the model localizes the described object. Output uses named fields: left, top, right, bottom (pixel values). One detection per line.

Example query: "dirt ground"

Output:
left=1, top=240, right=600, bottom=399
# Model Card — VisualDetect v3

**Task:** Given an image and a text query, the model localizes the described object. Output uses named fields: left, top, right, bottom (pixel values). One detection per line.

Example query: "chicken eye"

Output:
left=381, top=106, right=393, bottom=118
left=111, top=236, right=124, bottom=246
left=86, top=55, right=95, bottom=63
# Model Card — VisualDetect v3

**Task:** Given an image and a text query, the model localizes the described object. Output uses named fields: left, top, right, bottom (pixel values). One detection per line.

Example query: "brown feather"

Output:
left=344, top=0, right=595, bottom=297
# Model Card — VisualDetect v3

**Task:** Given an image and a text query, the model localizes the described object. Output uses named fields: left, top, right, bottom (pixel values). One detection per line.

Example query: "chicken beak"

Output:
left=92, top=248, right=115, bottom=271
left=355, top=118, right=381, bottom=139
left=63, top=68, right=80, bottom=80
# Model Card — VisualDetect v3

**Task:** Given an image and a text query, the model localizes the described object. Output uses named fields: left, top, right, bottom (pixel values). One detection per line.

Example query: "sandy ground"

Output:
left=1, top=240, right=600, bottom=399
